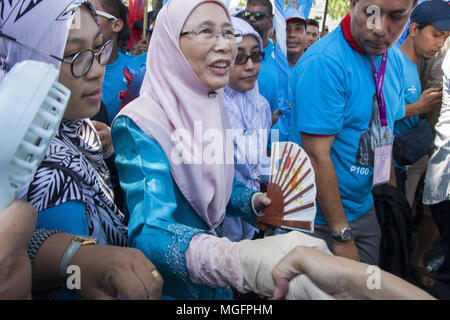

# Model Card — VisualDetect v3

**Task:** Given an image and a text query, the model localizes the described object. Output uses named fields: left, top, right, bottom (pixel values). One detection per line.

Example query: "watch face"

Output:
left=342, top=229, right=352, bottom=241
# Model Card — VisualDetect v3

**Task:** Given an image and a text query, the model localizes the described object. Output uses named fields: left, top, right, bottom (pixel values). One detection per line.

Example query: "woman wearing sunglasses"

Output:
left=221, top=17, right=271, bottom=243
left=1, top=0, right=163, bottom=299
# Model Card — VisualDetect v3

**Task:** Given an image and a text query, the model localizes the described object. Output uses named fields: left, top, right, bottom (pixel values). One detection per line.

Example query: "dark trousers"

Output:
left=430, top=201, right=450, bottom=299
left=394, top=167, right=407, bottom=195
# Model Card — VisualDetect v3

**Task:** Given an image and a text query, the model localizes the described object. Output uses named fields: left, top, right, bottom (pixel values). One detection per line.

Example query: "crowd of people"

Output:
left=0, top=0, right=449, bottom=301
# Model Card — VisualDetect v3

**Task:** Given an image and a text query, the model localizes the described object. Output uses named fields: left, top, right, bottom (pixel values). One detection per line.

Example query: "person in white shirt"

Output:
left=422, top=50, right=450, bottom=299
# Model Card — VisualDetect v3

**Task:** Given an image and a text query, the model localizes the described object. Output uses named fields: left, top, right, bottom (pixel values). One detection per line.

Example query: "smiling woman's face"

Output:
left=179, top=2, right=237, bottom=91
left=58, top=5, right=105, bottom=120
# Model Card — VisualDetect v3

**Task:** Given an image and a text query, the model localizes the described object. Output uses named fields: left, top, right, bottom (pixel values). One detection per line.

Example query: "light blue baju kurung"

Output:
left=112, top=116, right=257, bottom=300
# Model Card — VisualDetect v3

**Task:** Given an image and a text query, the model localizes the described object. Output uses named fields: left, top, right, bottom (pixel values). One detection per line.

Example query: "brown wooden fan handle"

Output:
left=264, top=183, right=284, bottom=218
left=256, top=220, right=271, bottom=231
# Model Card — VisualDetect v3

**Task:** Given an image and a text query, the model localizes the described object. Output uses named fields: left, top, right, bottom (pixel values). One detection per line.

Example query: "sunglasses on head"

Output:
left=95, top=10, right=117, bottom=20
left=242, top=11, right=272, bottom=21
left=235, top=51, right=265, bottom=65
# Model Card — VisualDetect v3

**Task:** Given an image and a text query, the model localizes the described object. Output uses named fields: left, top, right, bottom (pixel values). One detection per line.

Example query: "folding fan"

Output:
left=0, top=61, right=70, bottom=210
left=257, top=142, right=317, bottom=233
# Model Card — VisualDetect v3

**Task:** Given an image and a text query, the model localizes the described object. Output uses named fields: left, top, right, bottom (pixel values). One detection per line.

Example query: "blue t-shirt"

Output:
left=288, top=64, right=296, bottom=102
left=394, top=51, right=421, bottom=137
left=289, top=26, right=406, bottom=224
left=37, top=200, right=89, bottom=235
left=270, top=63, right=296, bottom=143
left=258, top=40, right=280, bottom=113
left=393, top=51, right=421, bottom=171
left=102, top=51, right=147, bottom=123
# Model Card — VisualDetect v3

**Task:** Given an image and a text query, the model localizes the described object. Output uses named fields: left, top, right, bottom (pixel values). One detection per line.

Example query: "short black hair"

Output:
left=246, top=0, right=273, bottom=15
left=307, top=19, right=319, bottom=29
left=100, top=0, right=131, bottom=51
left=406, top=21, right=431, bottom=37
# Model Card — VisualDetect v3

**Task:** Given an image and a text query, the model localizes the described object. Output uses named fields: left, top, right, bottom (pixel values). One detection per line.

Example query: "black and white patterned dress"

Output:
left=19, top=119, right=127, bottom=246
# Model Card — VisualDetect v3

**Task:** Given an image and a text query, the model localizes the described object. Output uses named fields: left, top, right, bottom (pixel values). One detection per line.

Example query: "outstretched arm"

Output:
left=271, top=246, right=434, bottom=300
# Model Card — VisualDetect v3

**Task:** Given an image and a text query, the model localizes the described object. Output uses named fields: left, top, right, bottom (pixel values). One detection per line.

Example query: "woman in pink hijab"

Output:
left=113, top=0, right=331, bottom=300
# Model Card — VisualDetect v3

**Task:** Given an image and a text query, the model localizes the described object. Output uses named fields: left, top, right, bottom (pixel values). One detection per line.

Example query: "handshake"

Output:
left=238, top=231, right=434, bottom=300
left=238, top=231, right=335, bottom=300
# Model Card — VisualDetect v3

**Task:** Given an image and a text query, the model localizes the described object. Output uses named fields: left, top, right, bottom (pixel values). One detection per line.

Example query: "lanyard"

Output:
left=371, top=52, right=388, bottom=127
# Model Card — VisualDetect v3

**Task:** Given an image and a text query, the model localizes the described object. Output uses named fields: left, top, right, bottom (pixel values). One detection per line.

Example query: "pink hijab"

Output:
left=116, top=0, right=235, bottom=230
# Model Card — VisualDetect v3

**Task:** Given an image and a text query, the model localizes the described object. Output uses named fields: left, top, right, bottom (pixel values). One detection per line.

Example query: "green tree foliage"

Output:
left=327, top=0, right=349, bottom=20
left=153, top=0, right=163, bottom=10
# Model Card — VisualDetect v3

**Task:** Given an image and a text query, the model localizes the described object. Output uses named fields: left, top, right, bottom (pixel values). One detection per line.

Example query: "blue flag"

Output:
left=271, top=0, right=290, bottom=142
left=271, top=0, right=315, bottom=142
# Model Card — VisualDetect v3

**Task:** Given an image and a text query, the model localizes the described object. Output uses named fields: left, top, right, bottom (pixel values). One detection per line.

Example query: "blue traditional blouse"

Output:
left=112, top=116, right=257, bottom=300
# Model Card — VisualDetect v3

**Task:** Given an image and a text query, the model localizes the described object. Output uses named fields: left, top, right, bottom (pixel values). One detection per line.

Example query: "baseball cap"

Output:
left=410, top=0, right=450, bottom=31
left=284, top=7, right=307, bottom=24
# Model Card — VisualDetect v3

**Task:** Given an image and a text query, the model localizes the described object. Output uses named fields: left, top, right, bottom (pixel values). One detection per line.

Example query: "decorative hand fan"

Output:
left=257, top=142, right=317, bottom=233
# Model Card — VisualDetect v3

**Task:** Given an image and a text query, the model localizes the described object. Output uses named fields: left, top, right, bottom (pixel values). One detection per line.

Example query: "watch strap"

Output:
left=58, top=239, right=82, bottom=279
left=331, top=233, right=343, bottom=242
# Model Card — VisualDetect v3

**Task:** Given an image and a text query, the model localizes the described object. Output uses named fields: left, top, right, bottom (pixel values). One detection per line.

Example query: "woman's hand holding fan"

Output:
left=257, top=142, right=317, bottom=233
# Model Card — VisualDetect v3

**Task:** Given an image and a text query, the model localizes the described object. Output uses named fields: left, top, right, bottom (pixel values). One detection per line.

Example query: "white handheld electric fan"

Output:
left=0, top=60, right=70, bottom=210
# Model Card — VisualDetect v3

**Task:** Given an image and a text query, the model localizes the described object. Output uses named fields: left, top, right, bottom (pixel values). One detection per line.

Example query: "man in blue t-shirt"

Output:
left=394, top=2, right=448, bottom=193
left=286, top=8, right=307, bottom=69
left=289, top=0, right=418, bottom=265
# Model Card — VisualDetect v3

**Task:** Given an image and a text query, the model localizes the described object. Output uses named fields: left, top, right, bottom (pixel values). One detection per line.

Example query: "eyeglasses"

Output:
left=59, top=40, right=113, bottom=78
left=180, top=26, right=242, bottom=43
left=0, top=32, right=113, bottom=78
left=235, top=51, right=265, bottom=65
left=95, top=10, right=118, bottom=20
left=242, top=11, right=272, bottom=21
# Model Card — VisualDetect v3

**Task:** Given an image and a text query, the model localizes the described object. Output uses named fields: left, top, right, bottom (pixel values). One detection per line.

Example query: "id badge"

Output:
left=373, top=143, right=393, bottom=186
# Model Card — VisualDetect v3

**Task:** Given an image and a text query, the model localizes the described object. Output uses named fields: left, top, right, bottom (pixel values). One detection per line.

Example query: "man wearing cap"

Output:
left=394, top=0, right=449, bottom=195
left=286, top=7, right=308, bottom=68
left=289, top=0, right=418, bottom=264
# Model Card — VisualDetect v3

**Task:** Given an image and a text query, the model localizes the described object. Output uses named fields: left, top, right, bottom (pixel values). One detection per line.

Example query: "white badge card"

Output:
left=373, top=143, right=393, bottom=186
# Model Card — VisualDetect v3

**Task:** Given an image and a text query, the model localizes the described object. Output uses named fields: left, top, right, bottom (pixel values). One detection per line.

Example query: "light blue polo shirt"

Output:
left=289, top=26, right=406, bottom=224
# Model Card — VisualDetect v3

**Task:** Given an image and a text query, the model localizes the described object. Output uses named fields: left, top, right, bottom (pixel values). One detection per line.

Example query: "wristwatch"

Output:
left=58, top=235, right=98, bottom=278
left=331, top=227, right=352, bottom=242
